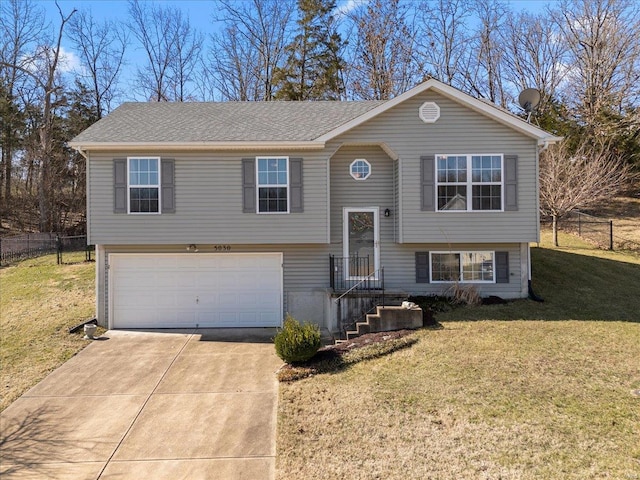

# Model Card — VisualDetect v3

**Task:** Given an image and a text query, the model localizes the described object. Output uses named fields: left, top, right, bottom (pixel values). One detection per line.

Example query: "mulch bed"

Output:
left=281, top=329, right=418, bottom=372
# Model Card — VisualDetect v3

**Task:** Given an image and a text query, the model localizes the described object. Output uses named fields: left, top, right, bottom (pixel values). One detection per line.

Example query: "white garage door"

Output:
left=109, top=253, right=283, bottom=329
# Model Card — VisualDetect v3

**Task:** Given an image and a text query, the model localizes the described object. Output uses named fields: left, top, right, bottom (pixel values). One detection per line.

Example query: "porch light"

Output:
left=186, top=244, right=198, bottom=252
left=384, top=208, right=391, bottom=217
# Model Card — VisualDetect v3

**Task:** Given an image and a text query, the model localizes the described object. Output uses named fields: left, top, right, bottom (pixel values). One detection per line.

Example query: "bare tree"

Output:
left=552, top=0, right=640, bottom=129
left=0, top=0, right=47, bottom=205
left=417, top=0, right=472, bottom=88
left=501, top=11, right=568, bottom=120
left=205, top=0, right=294, bottom=101
left=540, top=140, right=633, bottom=246
left=463, top=0, right=509, bottom=106
left=67, top=9, right=128, bottom=117
left=3, top=2, right=76, bottom=231
left=128, top=0, right=203, bottom=101
left=346, top=0, right=421, bottom=100
left=166, top=12, right=203, bottom=102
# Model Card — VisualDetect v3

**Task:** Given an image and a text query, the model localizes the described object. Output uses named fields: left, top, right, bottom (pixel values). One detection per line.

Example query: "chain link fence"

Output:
left=545, top=210, right=640, bottom=252
left=0, top=233, right=93, bottom=266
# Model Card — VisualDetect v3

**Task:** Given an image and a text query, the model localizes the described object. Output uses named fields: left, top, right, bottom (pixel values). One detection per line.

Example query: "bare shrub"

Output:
left=444, top=283, right=482, bottom=306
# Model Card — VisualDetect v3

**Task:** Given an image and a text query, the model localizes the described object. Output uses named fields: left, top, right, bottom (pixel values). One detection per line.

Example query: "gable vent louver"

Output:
left=419, top=102, right=440, bottom=123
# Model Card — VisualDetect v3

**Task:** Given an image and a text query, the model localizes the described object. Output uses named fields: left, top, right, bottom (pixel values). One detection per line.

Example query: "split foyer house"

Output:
left=69, top=79, right=561, bottom=333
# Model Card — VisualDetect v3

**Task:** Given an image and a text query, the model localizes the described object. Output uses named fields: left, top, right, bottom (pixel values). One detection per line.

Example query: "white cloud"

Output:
left=334, top=0, right=368, bottom=18
left=58, top=45, right=82, bottom=73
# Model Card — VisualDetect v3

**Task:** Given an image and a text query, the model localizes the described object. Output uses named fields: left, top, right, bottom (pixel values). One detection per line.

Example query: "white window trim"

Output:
left=256, top=156, right=290, bottom=214
left=429, top=250, right=496, bottom=283
left=127, top=156, right=161, bottom=215
left=350, top=158, right=371, bottom=181
left=435, top=153, right=504, bottom=212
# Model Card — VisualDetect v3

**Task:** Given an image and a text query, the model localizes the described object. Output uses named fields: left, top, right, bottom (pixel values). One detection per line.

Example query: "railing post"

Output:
left=381, top=267, right=385, bottom=307
left=329, top=255, right=334, bottom=289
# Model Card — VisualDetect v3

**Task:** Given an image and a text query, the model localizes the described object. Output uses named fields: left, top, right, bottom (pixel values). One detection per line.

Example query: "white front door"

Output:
left=343, top=207, right=380, bottom=280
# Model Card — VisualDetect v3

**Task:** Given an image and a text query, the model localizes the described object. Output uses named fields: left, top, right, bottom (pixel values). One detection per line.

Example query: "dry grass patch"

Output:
left=0, top=253, right=96, bottom=411
left=278, top=321, right=640, bottom=479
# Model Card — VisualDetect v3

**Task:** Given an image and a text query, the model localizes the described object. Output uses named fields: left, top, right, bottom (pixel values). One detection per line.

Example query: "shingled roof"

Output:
left=70, top=79, right=562, bottom=150
left=71, top=100, right=385, bottom=144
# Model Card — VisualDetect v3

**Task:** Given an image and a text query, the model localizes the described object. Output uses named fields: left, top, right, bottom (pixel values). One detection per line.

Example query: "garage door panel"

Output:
left=110, top=253, right=282, bottom=329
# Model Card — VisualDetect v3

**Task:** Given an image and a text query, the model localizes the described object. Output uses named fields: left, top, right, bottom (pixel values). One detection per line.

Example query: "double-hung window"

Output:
left=436, top=154, right=503, bottom=211
left=128, top=157, right=160, bottom=214
left=257, top=157, right=289, bottom=213
left=431, top=251, right=495, bottom=283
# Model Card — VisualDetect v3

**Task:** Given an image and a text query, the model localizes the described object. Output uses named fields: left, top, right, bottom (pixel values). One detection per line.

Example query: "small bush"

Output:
left=274, top=315, right=322, bottom=364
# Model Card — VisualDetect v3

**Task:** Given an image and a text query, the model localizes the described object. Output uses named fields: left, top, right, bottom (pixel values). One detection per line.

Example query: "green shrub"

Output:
left=274, top=315, right=322, bottom=364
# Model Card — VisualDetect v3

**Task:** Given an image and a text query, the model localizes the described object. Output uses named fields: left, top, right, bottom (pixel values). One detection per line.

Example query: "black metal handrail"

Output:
left=329, top=255, right=383, bottom=292
left=333, top=264, right=385, bottom=339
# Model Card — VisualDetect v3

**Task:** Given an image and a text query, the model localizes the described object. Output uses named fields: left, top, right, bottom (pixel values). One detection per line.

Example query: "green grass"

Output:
left=277, top=231, right=640, bottom=479
left=0, top=253, right=96, bottom=412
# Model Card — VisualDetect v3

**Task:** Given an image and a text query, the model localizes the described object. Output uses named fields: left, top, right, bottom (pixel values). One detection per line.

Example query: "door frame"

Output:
left=342, top=207, right=380, bottom=281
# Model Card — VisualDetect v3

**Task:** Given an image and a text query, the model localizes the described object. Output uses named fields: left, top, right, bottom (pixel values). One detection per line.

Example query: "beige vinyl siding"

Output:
left=87, top=151, right=329, bottom=245
left=330, top=91, right=540, bottom=244
left=329, top=145, right=395, bottom=248
left=381, top=243, right=525, bottom=298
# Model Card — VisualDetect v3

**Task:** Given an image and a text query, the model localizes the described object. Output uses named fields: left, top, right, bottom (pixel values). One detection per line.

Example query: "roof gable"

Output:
left=316, top=79, right=561, bottom=146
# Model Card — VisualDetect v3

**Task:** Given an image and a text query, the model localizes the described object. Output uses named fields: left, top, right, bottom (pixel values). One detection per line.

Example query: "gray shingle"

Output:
left=71, top=101, right=385, bottom=144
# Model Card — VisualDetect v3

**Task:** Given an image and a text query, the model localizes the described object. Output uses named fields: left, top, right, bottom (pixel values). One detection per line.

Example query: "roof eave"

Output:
left=68, top=140, right=327, bottom=153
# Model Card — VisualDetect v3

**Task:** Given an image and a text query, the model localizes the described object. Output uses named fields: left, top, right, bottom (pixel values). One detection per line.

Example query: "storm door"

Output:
left=343, top=207, right=380, bottom=280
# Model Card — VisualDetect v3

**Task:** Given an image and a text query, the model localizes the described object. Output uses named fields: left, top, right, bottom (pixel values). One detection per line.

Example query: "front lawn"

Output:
left=277, top=232, right=640, bottom=479
left=0, top=253, right=96, bottom=412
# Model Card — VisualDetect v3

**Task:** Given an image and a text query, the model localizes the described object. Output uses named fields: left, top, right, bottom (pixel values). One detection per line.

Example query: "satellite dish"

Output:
left=518, top=88, right=541, bottom=123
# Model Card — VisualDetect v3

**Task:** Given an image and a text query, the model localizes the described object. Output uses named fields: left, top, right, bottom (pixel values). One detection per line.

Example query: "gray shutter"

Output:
left=290, top=158, right=303, bottom=213
left=421, top=155, right=435, bottom=211
left=496, top=251, right=509, bottom=283
left=161, top=158, right=175, bottom=213
left=242, top=158, right=256, bottom=213
left=504, top=155, right=518, bottom=211
left=113, top=158, right=127, bottom=214
left=416, top=252, right=430, bottom=283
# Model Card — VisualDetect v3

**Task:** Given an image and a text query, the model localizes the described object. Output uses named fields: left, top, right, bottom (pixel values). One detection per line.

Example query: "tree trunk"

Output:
left=552, top=214, right=559, bottom=247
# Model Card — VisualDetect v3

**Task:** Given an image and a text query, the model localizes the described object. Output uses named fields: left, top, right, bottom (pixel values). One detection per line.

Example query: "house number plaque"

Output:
left=214, top=245, right=231, bottom=251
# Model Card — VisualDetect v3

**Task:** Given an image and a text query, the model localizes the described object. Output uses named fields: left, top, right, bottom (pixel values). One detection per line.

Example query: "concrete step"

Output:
left=355, top=322, right=371, bottom=336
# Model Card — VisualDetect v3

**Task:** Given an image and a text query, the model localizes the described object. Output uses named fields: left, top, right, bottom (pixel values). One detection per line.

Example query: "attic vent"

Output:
left=419, top=102, right=440, bottom=123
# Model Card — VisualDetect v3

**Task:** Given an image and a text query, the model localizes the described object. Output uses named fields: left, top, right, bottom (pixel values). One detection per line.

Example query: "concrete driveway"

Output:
left=0, top=329, right=283, bottom=479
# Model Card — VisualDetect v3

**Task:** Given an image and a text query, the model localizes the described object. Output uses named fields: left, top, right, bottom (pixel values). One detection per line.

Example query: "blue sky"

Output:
left=36, top=0, right=558, bottom=101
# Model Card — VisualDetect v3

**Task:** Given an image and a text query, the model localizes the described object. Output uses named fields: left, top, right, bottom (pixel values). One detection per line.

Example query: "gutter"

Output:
left=67, top=140, right=327, bottom=152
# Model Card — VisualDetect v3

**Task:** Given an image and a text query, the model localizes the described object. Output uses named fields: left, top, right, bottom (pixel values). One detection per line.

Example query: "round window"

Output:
left=350, top=159, right=371, bottom=180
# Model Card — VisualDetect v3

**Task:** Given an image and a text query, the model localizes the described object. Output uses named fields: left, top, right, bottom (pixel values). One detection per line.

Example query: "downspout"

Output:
left=527, top=243, right=544, bottom=302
